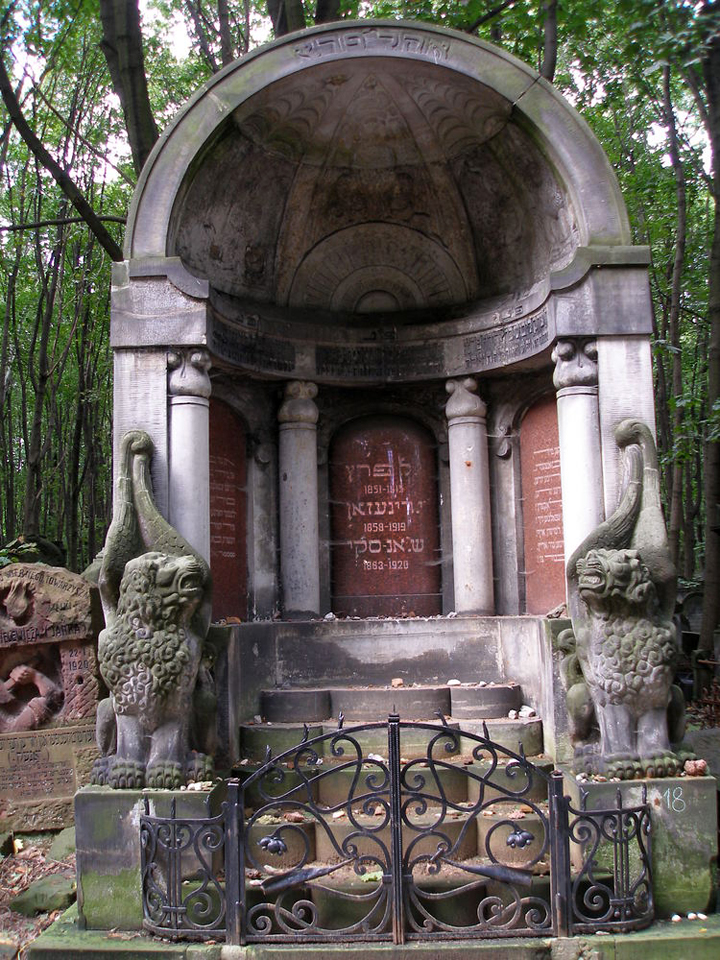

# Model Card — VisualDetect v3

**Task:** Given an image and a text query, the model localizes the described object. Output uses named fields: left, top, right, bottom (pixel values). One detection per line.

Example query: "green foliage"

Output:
left=0, top=0, right=714, bottom=580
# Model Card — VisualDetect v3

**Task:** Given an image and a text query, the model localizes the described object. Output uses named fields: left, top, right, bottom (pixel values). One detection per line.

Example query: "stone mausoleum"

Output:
left=112, top=19, right=655, bottom=761
left=58, top=21, right=720, bottom=943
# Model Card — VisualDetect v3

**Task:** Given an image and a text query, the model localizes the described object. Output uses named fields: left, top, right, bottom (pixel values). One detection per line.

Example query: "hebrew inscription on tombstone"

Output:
left=520, top=395, right=565, bottom=614
left=209, top=399, right=248, bottom=620
left=330, top=416, right=441, bottom=618
left=0, top=563, right=103, bottom=830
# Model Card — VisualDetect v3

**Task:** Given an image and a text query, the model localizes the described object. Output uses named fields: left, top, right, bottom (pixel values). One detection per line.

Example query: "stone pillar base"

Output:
left=562, top=769, right=717, bottom=919
left=75, top=783, right=225, bottom=930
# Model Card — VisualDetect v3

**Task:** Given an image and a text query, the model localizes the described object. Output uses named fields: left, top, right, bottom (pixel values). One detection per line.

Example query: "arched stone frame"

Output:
left=315, top=386, right=451, bottom=615
left=110, top=20, right=655, bottom=624
left=125, top=22, right=630, bottom=261
left=209, top=377, right=280, bottom=620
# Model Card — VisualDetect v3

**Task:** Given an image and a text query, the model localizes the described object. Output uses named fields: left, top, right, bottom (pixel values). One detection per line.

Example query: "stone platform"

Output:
left=25, top=905, right=720, bottom=960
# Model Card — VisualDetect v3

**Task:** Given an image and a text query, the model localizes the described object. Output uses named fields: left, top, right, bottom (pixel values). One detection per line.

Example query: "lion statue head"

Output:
left=576, top=548, right=655, bottom=615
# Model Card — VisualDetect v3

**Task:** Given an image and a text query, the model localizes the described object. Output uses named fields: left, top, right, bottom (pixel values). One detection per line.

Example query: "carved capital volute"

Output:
left=167, top=348, right=211, bottom=398
left=278, top=380, right=319, bottom=425
left=445, top=378, right=486, bottom=422
left=551, top=339, right=598, bottom=391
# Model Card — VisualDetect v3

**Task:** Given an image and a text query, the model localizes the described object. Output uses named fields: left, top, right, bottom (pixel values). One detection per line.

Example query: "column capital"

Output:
left=445, top=377, right=486, bottom=422
left=551, top=338, right=598, bottom=390
left=167, top=348, right=211, bottom=398
left=278, top=380, right=319, bottom=425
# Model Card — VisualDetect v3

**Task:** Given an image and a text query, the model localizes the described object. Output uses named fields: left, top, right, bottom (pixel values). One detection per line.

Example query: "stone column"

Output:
left=445, top=378, right=494, bottom=614
left=167, top=348, right=211, bottom=561
left=278, top=381, right=320, bottom=618
left=596, top=336, right=656, bottom=517
left=552, top=339, right=604, bottom=566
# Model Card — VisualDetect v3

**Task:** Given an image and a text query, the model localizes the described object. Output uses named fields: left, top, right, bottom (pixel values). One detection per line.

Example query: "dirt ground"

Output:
left=0, top=835, right=75, bottom=958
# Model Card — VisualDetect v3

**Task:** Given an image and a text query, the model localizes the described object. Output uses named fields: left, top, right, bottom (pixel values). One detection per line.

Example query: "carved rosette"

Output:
left=551, top=339, right=598, bottom=394
left=167, top=348, right=212, bottom=399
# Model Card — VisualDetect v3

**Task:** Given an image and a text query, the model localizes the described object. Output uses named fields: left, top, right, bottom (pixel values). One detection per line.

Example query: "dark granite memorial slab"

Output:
left=520, top=395, right=565, bottom=614
left=209, top=398, right=248, bottom=620
left=329, top=416, right=441, bottom=617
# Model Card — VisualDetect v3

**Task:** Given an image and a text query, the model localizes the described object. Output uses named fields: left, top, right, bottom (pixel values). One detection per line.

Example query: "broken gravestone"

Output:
left=0, top=564, right=103, bottom=830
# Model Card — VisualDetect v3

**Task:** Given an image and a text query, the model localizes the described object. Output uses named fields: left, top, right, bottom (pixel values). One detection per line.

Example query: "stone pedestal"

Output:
left=278, top=381, right=320, bottom=618
left=75, top=783, right=225, bottom=930
left=563, top=771, right=718, bottom=918
left=168, top=348, right=212, bottom=562
left=445, top=378, right=494, bottom=614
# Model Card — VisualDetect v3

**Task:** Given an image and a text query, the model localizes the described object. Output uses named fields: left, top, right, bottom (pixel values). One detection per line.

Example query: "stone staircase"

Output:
left=230, top=680, right=553, bottom=932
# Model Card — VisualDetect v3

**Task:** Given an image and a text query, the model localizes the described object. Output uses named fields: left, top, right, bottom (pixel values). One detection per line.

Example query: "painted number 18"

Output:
left=663, top=786, right=685, bottom=812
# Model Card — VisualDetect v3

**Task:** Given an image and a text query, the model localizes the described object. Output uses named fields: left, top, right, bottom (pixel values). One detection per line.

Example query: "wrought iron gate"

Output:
left=140, top=714, right=653, bottom=944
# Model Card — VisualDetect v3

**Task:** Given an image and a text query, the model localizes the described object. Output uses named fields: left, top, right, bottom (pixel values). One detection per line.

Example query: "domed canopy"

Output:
left=126, top=21, right=630, bottom=331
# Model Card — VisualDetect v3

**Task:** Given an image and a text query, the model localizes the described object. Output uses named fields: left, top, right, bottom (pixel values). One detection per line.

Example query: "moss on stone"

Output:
left=78, top=867, right=143, bottom=930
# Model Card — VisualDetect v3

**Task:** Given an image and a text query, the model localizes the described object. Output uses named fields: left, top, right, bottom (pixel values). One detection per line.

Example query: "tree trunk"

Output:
left=662, top=65, right=687, bottom=569
left=98, top=0, right=158, bottom=176
left=700, top=11, right=720, bottom=659
left=217, top=0, right=235, bottom=66
left=540, top=0, right=557, bottom=82
left=315, top=0, right=341, bottom=24
left=267, top=0, right=305, bottom=37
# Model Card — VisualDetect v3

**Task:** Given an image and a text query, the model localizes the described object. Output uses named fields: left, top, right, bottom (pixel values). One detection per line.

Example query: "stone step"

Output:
left=259, top=682, right=524, bottom=723
left=245, top=807, right=546, bottom=867
left=236, top=757, right=551, bottom=810
left=238, top=717, right=544, bottom=764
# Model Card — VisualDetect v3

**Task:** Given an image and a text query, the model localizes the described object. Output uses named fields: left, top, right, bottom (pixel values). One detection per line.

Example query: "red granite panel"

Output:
left=330, top=416, right=441, bottom=618
left=209, top=399, right=247, bottom=620
left=520, top=394, right=565, bottom=614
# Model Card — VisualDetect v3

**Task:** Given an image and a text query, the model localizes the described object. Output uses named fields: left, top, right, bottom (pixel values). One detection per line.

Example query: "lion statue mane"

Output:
left=566, top=419, right=684, bottom=780
left=91, top=431, right=213, bottom=789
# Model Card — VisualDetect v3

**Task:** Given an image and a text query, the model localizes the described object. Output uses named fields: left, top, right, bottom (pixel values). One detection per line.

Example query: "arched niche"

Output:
left=329, top=415, right=441, bottom=617
left=209, top=398, right=248, bottom=619
left=519, top=394, right=565, bottom=614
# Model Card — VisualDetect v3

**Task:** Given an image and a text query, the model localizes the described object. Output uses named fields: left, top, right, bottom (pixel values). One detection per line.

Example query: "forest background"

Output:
left=0, top=0, right=719, bottom=654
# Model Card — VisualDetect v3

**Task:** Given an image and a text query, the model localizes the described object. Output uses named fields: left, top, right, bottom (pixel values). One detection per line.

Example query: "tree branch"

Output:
left=0, top=216, right=126, bottom=232
left=0, top=50, right=124, bottom=261
left=466, top=0, right=518, bottom=33
left=540, top=0, right=557, bottom=82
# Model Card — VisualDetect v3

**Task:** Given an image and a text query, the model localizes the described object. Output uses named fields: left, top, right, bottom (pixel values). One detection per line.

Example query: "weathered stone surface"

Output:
left=75, top=784, right=224, bottom=930
left=48, top=825, right=76, bottom=862
left=0, top=559, right=102, bottom=825
left=565, top=772, right=717, bottom=918
left=449, top=682, right=522, bottom=719
left=566, top=420, right=680, bottom=779
left=93, top=430, right=213, bottom=791
left=9, top=875, right=76, bottom=917
left=330, top=415, right=441, bottom=617
left=0, top=724, right=98, bottom=831
left=0, top=565, right=101, bottom=648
